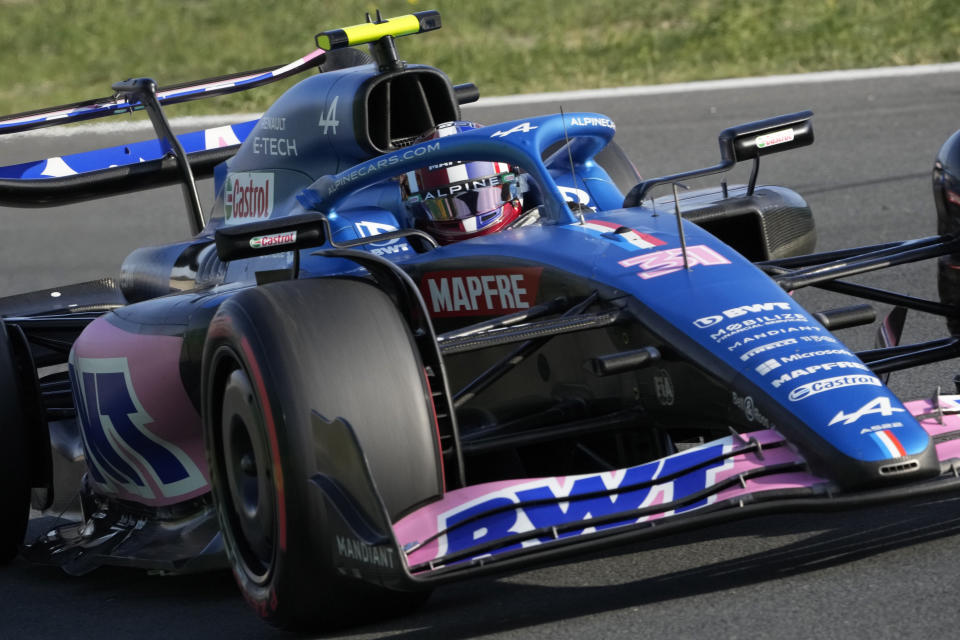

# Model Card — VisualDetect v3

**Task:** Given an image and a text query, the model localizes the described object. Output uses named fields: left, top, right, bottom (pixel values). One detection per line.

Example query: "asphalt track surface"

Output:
left=2, top=69, right=960, bottom=639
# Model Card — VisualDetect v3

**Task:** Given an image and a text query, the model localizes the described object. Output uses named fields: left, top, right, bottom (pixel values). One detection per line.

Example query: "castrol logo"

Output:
left=249, top=230, right=297, bottom=250
left=224, top=172, right=274, bottom=225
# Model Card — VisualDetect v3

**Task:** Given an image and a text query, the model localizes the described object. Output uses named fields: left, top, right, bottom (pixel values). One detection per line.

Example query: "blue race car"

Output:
left=2, top=9, right=960, bottom=632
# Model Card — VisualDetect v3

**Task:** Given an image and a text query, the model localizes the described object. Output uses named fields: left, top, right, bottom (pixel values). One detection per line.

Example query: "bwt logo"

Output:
left=436, top=443, right=729, bottom=559
left=693, top=302, right=793, bottom=328
left=70, top=356, right=206, bottom=500
left=355, top=220, right=410, bottom=257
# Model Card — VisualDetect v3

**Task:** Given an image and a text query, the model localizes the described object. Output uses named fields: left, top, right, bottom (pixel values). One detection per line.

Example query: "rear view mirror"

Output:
left=624, top=110, right=814, bottom=207
left=215, top=213, right=328, bottom=262
left=720, top=111, right=814, bottom=163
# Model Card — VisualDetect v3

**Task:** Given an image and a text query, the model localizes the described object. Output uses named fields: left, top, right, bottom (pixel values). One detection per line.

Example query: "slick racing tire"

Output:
left=0, top=321, right=31, bottom=564
left=202, top=278, right=442, bottom=631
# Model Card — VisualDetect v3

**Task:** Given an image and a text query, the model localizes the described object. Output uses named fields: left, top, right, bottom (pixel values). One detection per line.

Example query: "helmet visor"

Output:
left=411, top=172, right=519, bottom=222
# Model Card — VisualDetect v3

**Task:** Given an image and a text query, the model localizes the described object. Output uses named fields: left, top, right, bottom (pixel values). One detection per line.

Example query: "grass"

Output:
left=0, top=0, right=958, bottom=117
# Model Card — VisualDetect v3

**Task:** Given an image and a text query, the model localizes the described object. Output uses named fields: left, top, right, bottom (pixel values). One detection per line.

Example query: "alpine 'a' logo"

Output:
left=828, top=396, right=906, bottom=426
left=490, top=122, right=537, bottom=138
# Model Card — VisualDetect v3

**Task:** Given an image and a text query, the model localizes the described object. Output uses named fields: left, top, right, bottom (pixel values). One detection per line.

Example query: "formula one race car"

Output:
left=3, top=10, right=960, bottom=632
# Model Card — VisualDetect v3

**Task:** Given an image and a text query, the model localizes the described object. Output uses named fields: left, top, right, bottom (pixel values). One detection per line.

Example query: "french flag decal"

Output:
left=582, top=219, right=666, bottom=250
left=873, top=430, right=907, bottom=458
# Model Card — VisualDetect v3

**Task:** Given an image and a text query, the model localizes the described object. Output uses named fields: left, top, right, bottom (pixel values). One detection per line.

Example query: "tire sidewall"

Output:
left=202, top=279, right=440, bottom=629
left=0, top=321, right=29, bottom=564
left=203, top=303, right=328, bottom=626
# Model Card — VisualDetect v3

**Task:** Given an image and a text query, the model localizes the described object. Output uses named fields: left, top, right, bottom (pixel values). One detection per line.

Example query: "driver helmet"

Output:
left=403, top=121, right=522, bottom=244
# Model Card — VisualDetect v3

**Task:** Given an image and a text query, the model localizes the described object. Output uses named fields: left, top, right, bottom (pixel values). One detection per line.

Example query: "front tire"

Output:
left=202, top=278, right=442, bottom=630
left=0, top=322, right=30, bottom=564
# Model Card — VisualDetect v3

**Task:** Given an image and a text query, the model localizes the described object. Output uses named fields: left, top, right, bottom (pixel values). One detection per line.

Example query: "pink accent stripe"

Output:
left=158, top=48, right=327, bottom=97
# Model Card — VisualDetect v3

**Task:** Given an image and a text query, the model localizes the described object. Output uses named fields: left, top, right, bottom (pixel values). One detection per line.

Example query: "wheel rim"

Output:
left=219, top=367, right=276, bottom=583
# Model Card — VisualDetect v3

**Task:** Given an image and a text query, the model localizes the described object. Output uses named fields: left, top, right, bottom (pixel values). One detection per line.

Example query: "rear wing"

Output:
left=0, top=9, right=443, bottom=234
left=0, top=119, right=257, bottom=206
left=0, top=49, right=327, bottom=233
left=0, top=48, right=327, bottom=137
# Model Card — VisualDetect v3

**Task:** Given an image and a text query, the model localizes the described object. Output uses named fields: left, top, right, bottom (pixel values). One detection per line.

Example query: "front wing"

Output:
left=320, top=394, right=960, bottom=589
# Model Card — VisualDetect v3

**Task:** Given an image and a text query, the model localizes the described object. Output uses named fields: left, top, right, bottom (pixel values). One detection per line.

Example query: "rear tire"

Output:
left=0, top=322, right=30, bottom=564
left=938, top=257, right=960, bottom=335
left=202, top=278, right=441, bottom=630
left=934, top=130, right=960, bottom=334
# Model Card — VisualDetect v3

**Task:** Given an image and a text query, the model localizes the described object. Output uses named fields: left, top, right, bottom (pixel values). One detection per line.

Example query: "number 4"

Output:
left=318, top=96, right=340, bottom=134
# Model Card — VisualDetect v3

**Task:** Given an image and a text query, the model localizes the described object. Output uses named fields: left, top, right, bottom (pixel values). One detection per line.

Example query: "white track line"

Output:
left=9, top=62, right=960, bottom=138
left=4, top=113, right=257, bottom=138
left=470, top=61, right=960, bottom=107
